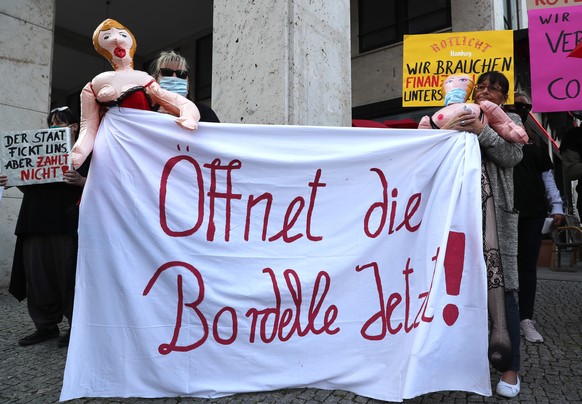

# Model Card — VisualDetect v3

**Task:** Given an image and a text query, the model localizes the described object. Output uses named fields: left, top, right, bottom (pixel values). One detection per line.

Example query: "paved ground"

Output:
left=1, top=263, right=581, bottom=403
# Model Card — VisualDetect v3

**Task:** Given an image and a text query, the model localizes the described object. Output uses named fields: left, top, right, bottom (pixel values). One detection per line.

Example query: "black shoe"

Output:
left=18, top=327, right=60, bottom=346
left=57, top=331, right=70, bottom=348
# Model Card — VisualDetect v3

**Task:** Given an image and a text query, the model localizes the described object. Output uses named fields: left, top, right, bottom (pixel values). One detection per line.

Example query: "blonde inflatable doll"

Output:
left=71, top=19, right=200, bottom=168
left=418, top=74, right=528, bottom=145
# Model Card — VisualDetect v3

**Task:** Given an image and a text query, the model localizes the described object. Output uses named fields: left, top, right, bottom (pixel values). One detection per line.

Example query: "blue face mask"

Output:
left=444, top=87, right=468, bottom=106
left=159, top=77, right=188, bottom=97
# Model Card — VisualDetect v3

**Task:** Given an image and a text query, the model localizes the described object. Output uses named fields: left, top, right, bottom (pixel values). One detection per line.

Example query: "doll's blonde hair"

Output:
left=92, top=18, right=137, bottom=69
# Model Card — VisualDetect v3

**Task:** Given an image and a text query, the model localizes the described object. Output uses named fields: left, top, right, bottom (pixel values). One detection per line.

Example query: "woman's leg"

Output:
left=496, top=291, right=521, bottom=397
left=482, top=164, right=512, bottom=371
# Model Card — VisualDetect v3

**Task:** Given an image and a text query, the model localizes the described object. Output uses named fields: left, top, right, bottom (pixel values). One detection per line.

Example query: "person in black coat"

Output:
left=508, top=93, right=565, bottom=345
left=10, top=107, right=90, bottom=348
left=150, top=50, right=220, bottom=123
left=560, top=126, right=582, bottom=216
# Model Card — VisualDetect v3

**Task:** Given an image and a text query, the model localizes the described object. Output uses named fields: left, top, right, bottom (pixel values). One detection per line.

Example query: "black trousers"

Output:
left=517, top=217, right=545, bottom=321
left=505, top=291, right=521, bottom=372
left=22, top=234, right=77, bottom=330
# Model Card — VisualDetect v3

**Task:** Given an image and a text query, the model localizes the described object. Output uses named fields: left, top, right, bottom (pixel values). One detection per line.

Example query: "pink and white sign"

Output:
left=60, top=108, right=490, bottom=402
left=528, top=5, right=582, bottom=112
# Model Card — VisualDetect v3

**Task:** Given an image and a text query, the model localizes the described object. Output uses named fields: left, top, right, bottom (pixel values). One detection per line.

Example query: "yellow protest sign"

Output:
left=402, top=31, right=514, bottom=107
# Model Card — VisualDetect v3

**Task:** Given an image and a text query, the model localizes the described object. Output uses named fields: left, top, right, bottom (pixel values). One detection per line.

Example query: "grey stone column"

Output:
left=0, top=0, right=55, bottom=287
left=451, top=0, right=503, bottom=31
left=212, top=0, right=351, bottom=126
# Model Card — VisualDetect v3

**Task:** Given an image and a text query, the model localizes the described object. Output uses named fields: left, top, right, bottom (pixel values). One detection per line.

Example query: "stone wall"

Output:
left=0, top=0, right=55, bottom=287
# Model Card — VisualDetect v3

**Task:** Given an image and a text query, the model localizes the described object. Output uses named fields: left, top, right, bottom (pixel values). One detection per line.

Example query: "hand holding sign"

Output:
left=0, top=174, right=6, bottom=201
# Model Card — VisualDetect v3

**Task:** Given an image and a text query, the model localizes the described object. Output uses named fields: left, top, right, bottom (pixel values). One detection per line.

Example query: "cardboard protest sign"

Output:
left=402, top=30, right=514, bottom=107
left=61, top=109, right=490, bottom=402
left=0, top=127, right=72, bottom=186
left=528, top=4, right=582, bottom=112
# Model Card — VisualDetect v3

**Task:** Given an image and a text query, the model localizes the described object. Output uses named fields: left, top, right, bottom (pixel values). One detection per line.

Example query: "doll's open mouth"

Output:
left=114, top=47, right=126, bottom=58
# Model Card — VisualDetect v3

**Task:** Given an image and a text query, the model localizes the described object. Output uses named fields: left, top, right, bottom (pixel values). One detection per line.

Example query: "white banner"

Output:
left=61, top=108, right=490, bottom=402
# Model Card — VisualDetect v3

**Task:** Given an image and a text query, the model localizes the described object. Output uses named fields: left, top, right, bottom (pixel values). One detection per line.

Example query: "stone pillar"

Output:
left=212, top=0, right=351, bottom=126
left=0, top=0, right=55, bottom=287
left=451, top=0, right=504, bottom=32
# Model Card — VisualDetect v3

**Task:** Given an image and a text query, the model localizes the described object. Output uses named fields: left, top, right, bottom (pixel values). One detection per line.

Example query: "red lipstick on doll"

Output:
left=114, top=47, right=126, bottom=58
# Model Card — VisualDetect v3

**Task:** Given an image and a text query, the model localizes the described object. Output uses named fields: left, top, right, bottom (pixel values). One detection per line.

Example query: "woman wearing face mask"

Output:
left=10, top=107, right=90, bottom=349
left=151, top=50, right=220, bottom=122
left=443, top=71, right=523, bottom=398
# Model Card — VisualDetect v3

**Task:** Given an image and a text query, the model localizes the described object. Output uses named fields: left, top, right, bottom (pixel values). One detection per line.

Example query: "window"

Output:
left=195, top=34, right=213, bottom=101
left=358, top=0, right=451, bottom=53
left=503, top=0, right=521, bottom=30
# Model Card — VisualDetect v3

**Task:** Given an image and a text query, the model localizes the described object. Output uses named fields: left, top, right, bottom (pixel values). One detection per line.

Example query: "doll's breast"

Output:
left=432, top=103, right=482, bottom=124
left=95, top=85, right=154, bottom=110
left=92, top=71, right=155, bottom=110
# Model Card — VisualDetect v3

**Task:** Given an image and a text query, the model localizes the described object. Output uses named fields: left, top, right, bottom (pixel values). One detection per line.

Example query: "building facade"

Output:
left=0, top=0, right=528, bottom=286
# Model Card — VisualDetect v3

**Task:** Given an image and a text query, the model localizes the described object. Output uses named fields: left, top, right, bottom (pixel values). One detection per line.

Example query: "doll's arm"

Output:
left=147, top=81, right=200, bottom=130
left=71, top=83, right=101, bottom=169
left=480, top=100, right=528, bottom=144
left=418, top=115, right=432, bottom=129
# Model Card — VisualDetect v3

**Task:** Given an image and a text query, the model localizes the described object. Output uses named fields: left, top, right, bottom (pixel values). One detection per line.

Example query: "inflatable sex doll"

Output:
left=418, top=74, right=528, bottom=145
left=71, top=19, right=200, bottom=168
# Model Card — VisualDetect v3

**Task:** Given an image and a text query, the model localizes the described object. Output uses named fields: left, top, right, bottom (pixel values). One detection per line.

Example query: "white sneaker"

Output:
left=496, top=376, right=520, bottom=398
left=521, top=319, right=544, bottom=343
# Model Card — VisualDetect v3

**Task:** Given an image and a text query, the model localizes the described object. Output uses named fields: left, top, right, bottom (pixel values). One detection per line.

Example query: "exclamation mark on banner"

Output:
left=443, top=231, right=465, bottom=326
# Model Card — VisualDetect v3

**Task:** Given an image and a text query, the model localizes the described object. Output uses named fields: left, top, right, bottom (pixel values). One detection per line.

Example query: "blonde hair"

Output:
left=151, top=50, right=189, bottom=78
left=92, top=18, right=137, bottom=69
